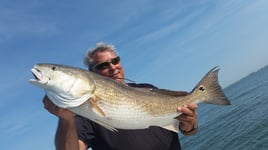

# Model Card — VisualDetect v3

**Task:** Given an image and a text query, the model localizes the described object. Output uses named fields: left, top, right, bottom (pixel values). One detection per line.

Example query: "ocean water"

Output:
left=180, top=66, right=268, bottom=150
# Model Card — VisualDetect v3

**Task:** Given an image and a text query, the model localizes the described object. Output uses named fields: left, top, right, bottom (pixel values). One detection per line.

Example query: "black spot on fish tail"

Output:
left=199, top=86, right=205, bottom=91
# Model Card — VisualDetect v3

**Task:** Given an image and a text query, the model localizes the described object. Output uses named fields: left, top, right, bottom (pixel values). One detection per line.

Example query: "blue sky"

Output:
left=1, top=0, right=268, bottom=149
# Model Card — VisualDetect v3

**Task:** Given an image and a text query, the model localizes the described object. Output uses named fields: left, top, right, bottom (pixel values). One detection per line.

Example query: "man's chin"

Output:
left=114, top=78, right=124, bottom=84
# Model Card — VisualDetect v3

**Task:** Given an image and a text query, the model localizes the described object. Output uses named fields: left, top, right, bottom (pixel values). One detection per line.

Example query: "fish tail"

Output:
left=191, top=67, right=231, bottom=105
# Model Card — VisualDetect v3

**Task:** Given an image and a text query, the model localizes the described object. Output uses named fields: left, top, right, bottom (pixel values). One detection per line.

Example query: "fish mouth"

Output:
left=31, top=68, right=41, bottom=80
left=29, top=67, right=48, bottom=84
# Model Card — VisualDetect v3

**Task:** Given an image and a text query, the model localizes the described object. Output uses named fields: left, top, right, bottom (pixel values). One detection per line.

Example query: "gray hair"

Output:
left=84, top=42, right=117, bottom=70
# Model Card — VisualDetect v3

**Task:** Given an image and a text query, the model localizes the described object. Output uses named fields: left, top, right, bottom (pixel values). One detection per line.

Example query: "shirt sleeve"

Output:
left=75, top=115, right=96, bottom=148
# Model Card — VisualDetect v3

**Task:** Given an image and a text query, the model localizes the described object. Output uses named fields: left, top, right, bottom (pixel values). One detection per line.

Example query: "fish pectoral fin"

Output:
left=94, top=119, right=118, bottom=132
left=162, top=120, right=180, bottom=133
left=89, top=98, right=106, bottom=117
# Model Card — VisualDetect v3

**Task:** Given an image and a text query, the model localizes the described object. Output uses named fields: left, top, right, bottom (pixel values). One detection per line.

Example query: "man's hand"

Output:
left=42, top=95, right=74, bottom=120
left=176, top=103, right=198, bottom=135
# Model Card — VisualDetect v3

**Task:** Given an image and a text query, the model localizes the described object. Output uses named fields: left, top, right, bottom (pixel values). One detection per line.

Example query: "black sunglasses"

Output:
left=93, top=56, right=120, bottom=70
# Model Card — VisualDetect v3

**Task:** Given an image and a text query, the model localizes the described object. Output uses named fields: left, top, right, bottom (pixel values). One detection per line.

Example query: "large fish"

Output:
left=29, top=64, right=231, bottom=132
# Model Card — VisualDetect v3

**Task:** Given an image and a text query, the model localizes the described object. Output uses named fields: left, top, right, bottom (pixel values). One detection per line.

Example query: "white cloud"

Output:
left=0, top=109, right=40, bottom=138
left=0, top=1, right=58, bottom=43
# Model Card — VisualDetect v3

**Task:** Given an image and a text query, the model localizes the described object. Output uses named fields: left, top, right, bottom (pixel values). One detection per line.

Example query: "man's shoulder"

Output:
left=127, top=83, right=158, bottom=89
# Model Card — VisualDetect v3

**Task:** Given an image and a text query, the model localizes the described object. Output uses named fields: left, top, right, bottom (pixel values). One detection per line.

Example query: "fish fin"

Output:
left=162, top=120, right=180, bottom=133
left=190, top=66, right=231, bottom=105
left=151, top=89, right=189, bottom=97
left=89, top=98, right=106, bottom=117
left=94, top=119, right=118, bottom=132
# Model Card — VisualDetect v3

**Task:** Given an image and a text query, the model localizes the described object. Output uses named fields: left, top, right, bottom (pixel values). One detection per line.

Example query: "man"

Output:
left=43, top=42, right=198, bottom=150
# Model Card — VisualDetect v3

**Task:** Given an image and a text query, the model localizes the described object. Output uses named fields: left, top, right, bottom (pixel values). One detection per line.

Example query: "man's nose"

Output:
left=108, top=63, right=116, bottom=70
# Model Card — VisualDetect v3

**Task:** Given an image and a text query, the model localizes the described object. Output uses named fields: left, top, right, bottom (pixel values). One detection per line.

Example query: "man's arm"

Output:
left=43, top=96, right=88, bottom=150
left=55, top=118, right=79, bottom=150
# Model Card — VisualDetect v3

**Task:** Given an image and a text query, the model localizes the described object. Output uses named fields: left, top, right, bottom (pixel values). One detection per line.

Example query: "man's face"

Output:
left=92, top=50, right=125, bottom=83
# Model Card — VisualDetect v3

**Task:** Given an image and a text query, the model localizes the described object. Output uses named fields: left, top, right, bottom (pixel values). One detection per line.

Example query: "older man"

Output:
left=43, top=42, right=198, bottom=150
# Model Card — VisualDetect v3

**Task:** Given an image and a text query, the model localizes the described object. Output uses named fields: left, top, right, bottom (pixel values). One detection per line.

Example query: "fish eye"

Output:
left=52, top=66, right=56, bottom=70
